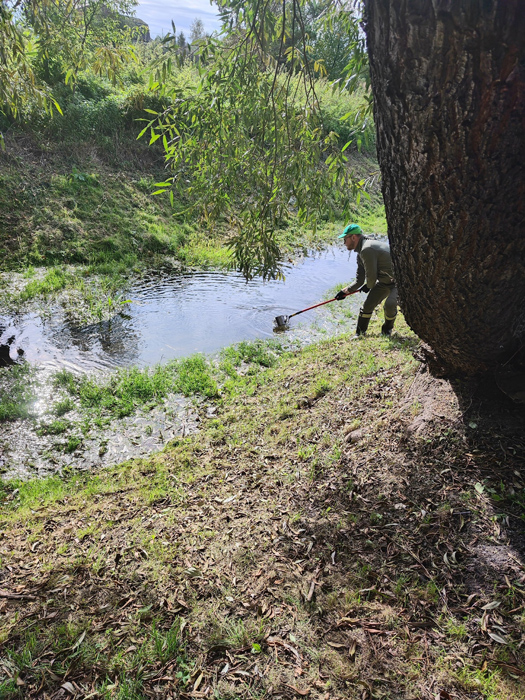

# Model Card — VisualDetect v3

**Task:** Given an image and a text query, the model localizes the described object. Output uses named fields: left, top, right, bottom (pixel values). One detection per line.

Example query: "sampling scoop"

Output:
left=274, top=289, right=361, bottom=328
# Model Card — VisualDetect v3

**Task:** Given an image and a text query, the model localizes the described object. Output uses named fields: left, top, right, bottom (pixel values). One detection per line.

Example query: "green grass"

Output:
left=53, top=396, right=74, bottom=416
left=76, top=365, right=178, bottom=418
left=11, top=474, right=67, bottom=508
left=0, top=615, right=191, bottom=699
left=37, top=418, right=70, bottom=435
left=175, top=355, right=220, bottom=398
left=0, top=363, right=36, bottom=421
left=53, top=369, right=78, bottom=393
left=176, top=235, right=235, bottom=268
left=356, top=201, right=387, bottom=234
left=57, top=355, right=220, bottom=420
left=219, top=339, right=285, bottom=376
left=63, top=435, right=82, bottom=453
left=17, top=267, right=72, bottom=301
left=0, top=164, right=178, bottom=270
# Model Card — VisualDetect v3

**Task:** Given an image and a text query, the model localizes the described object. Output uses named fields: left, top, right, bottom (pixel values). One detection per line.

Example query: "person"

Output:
left=334, top=224, right=398, bottom=336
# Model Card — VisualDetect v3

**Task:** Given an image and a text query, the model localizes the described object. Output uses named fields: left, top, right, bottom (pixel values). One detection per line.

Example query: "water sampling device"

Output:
left=274, top=289, right=360, bottom=329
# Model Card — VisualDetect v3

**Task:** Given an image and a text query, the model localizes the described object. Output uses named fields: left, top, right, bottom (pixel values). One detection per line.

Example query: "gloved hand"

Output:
left=360, top=285, right=370, bottom=293
left=335, top=290, right=348, bottom=301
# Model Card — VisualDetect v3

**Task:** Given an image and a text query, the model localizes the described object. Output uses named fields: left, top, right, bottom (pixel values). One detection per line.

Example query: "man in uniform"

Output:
left=334, top=224, right=398, bottom=336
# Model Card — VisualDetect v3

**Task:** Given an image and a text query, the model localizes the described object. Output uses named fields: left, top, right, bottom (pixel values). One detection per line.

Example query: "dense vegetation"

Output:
left=1, top=0, right=378, bottom=284
left=0, top=21, right=379, bottom=302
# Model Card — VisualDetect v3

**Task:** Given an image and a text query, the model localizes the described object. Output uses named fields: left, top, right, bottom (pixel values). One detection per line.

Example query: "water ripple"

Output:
left=2, top=245, right=357, bottom=373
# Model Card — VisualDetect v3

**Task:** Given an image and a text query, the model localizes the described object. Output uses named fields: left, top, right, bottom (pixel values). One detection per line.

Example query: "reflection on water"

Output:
left=0, top=246, right=357, bottom=373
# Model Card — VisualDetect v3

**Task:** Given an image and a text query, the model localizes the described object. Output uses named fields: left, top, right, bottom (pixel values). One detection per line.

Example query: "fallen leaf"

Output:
left=435, top=691, right=451, bottom=700
left=193, top=672, right=204, bottom=691
left=72, top=630, right=86, bottom=649
left=223, top=494, right=239, bottom=504
left=0, top=590, right=37, bottom=600
left=488, top=631, right=508, bottom=645
left=336, top=617, right=360, bottom=627
left=356, top=679, right=373, bottom=693
left=285, top=684, right=310, bottom=696
left=267, top=636, right=301, bottom=662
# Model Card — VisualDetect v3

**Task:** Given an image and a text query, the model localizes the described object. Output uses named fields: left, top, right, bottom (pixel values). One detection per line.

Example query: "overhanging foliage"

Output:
left=0, top=0, right=140, bottom=126
left=143, top=0, right=370, bottom=280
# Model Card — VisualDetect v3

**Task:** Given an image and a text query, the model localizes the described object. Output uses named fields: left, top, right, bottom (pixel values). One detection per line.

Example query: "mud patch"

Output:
left=401, top=367, right=462, bottom=437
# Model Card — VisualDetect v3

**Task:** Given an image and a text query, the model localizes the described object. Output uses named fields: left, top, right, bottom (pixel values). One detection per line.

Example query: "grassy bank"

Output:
left=0, top=339, right=289, bottom=467
left=1, top=316, right=524, bottom=699
left=0, top=129, right=385, bottom=316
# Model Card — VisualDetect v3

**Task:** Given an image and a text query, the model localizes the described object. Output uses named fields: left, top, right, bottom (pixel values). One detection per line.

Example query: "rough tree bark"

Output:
left=364, top=0, right=525, bottom=374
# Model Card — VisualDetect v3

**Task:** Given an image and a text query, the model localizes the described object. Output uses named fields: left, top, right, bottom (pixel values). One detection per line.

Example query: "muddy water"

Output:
left=0, top=246, right=357, bottom=372
left=0, top=246, right=359, bottom=480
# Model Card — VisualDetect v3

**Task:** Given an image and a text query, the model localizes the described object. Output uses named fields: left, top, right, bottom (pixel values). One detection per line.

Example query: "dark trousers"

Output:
left=360, top=283, right=398, bottom=321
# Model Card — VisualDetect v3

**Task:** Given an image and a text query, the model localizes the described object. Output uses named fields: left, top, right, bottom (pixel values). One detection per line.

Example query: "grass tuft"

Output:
left=0, top=363, right=36, bottom=421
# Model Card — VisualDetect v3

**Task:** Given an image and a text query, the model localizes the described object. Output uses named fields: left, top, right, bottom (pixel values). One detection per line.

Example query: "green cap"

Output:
left=338, top=224, right=362, bottom=239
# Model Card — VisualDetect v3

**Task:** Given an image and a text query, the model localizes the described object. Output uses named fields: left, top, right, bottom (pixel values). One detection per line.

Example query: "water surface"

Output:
left=1, top=246, right=358, bottom=372
left=0, top=246, right=360, bottom=479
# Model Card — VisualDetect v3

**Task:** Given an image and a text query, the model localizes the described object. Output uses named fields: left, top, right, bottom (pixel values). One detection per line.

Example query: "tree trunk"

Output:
left=364, top=0, right=525, bottom=374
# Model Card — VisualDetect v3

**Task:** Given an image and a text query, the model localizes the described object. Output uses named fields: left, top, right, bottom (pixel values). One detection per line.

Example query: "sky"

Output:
left=133, top=0, right=222, bottom=40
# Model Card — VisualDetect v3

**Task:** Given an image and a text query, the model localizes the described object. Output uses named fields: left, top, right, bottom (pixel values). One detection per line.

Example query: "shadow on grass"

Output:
left=272, top=367, right=525, bottom=698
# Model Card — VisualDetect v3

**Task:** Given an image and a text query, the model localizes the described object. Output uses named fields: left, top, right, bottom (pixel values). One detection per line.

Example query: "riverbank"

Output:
left=0, top=132, right=385, bottom=316
left=0, top=246, right=363, bottom=479
left=1, top=316, right=524, bottom=700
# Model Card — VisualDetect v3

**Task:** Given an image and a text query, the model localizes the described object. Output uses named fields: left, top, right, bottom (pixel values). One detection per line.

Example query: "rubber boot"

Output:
left=381, top=317, right=396, bottom=336
left=356, top=310, right=371, bottom=336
